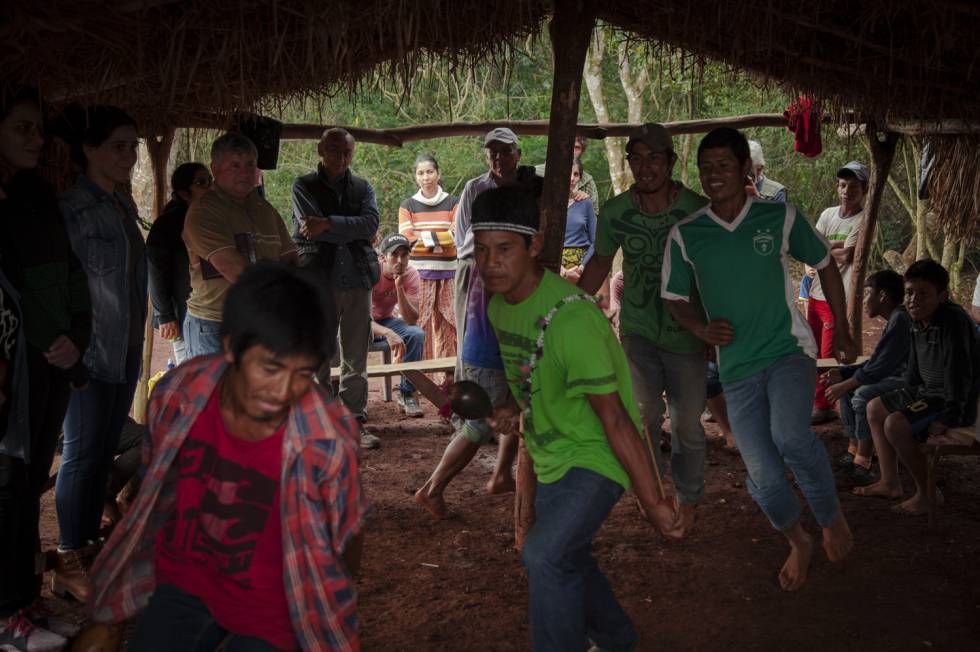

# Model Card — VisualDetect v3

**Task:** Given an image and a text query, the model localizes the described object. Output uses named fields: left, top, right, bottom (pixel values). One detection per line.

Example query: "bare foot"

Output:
left=414, top=486, right=448, bottom=519
left=853, top=480, right=903, bottom=499
left=892, top=490, right=940, bottom=516
left=485, top=475, right=516, bottom=494
left=778, top=533, right=814, bottom=591
left=822, top=511, right=853, bottom=562
left=673, top=503, right=697, bottom=537
left=646, top=500, right=684, bottom=540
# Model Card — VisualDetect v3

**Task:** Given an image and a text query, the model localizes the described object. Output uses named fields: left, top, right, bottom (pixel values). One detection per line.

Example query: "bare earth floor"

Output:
left=37, top=323, right=980, bottom=651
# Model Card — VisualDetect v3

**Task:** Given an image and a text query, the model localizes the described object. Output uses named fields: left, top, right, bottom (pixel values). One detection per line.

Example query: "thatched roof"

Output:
left=4, top=1, right=980, bottom=128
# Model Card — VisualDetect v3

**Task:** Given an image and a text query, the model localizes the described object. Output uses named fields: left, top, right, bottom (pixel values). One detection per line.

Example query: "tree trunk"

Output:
left=583, top=29, right=628, bottom=194
left=132, top=128, right=175, bottom=425
left=515, top=2, right=594, bottom=550
left=848, top=127, right=898, bottom=351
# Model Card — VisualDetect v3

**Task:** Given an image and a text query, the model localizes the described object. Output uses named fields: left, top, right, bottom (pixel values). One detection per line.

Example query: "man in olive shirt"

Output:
left=182, top=133, right=298, bottom=358
left=579, top=123, right=709, bottom=536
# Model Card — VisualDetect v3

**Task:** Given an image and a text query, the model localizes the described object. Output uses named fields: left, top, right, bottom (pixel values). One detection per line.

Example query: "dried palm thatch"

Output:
left=4, top=1, right=980, bottom=129
left=926, top=136, right=980, bottom=242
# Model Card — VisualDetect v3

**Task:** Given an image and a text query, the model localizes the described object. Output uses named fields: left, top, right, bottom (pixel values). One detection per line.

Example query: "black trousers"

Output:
left=0, top=346, right=70, bottom=615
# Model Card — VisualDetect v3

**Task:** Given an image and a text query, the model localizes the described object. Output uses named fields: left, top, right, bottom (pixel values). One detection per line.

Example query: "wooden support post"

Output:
left=132, top=128, right=175, bottom=424
left=847, top=127, right=898, bottom=350
left=514, top=2, right=595, bottom=550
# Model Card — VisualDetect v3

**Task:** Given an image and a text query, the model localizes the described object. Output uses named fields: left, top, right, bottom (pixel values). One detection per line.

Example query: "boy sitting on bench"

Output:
left=855, top=260, right=980, bottom=513
left=821, top=270, right=911, bottom=482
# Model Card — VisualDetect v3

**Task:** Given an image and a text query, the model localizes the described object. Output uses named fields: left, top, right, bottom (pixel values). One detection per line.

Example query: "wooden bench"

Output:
left=921, top=424, right=980, bottom=526
left=817, top=356, right=869, bottom=368
left=329, top=356, right=457, bottom=405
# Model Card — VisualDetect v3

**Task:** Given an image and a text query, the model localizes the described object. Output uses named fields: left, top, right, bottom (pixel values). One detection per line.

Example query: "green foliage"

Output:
left=167, top=26, right=938, bottom=271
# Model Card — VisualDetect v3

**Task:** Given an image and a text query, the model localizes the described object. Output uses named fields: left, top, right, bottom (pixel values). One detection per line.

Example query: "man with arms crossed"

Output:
left=474, top=186, right=677, bottom=651
left=663, top=128, right=856, bottom=591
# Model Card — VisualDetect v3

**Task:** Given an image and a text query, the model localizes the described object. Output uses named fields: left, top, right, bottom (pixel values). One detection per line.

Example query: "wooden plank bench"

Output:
left=921, top=424, right=980, bottom=526
left=329, top=356, right=457, bottom=405
left=817, top=356, right=869, bottom=368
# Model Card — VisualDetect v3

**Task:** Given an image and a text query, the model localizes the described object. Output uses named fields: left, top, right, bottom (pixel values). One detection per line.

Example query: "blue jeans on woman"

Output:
left=522, top=467, right=637, bottom=652
left=722, top=352, right=840, bottom=531
left=55, top=344, right=141, bottom=549
left=131, top=583, right=292, bottom=651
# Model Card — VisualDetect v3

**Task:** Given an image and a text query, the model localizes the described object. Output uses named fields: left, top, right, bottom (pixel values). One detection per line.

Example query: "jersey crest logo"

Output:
left=752, top=229, right=774, bottom=256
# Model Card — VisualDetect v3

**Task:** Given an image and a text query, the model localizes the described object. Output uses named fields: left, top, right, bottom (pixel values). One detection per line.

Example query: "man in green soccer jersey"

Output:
left=662, top=128, right=856, bottom=591
left=471, top=186, right=678, bottom=651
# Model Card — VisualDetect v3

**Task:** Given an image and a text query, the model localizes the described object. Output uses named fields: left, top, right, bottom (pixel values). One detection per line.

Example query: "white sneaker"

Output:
left=398, top=392, right=424, bottom=418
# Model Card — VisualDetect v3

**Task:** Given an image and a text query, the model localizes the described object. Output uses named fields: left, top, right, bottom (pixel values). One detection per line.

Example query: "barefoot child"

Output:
left=855, top=260, right=980, bottom=513
left=663, top=127, right=857, bottom=591
left=822, top=270, right=911, bottom=482
left=471, top=185, right=678, bottom=651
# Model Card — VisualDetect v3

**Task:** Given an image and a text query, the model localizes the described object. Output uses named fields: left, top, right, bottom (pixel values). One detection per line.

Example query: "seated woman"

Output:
left=559, top=159, right=597, bottom=284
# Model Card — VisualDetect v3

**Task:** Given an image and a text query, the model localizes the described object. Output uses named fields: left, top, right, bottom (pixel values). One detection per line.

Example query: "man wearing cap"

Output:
left=579, top=122, right=709, bottom=536
left=472, top=185, right=678, bottom=651
left=808, top=161, right=869, bottom=424
left=748, top=140, right=787, bottom=201
left=370, top=233, right=425, bottom=417
left=453, top=127, right=542, bottom=356
left=292, top=128, right=380, bottom=448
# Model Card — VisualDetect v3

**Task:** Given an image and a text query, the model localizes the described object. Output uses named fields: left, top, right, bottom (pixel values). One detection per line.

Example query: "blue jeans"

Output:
left=183, top=313, right=223, bottom=359
left=522, top=467, right=636, bottom=652
left=621, top=335, right=706, bottom=505
left=839, top=377, right=908, bottom=440
left=722, top=353, right=839, bottom=530
left=56, top=345, right=141, bottom=549
left=131, top=583, right=293, bottom=651
left=373, top=316, right=424, bottom=394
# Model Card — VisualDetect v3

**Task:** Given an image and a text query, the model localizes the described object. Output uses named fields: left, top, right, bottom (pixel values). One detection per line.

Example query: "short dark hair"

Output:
left=221, top=263, right=337, bottom=365
left=170, top=162, right=208, bottom=199
left=55, top=104, right=138, bottom=168
left=697, top=127, right=751, bottom=167
left=471, top=186, right=540, bottom=248
left=866, top=269, right=904, bottom=304
left=904, top=259, right=949, bottom=293
left=1, top=86, right=40, bottom=122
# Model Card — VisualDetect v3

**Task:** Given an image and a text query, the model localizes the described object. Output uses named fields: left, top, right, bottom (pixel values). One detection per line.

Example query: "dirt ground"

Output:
left=37, top=318, right=980, bottom=651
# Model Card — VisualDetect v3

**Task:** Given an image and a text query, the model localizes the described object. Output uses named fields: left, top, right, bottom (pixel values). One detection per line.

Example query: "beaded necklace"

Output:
left=517, top=293, right=597, bottom=421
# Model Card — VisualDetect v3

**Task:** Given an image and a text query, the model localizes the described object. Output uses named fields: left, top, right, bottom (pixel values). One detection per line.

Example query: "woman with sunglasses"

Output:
left=146, top=162, right=210, bottom=365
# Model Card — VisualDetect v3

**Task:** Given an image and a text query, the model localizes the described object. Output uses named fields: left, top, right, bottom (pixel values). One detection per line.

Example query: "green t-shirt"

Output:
left=595, top=184, right=709, bottom=353
left=662, top=198, right=830, bottom=383
left=488, top=269, right=639, bottom=488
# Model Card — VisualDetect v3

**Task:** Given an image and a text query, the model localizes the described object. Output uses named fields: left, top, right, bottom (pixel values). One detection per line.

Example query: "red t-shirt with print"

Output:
left=155, top=386, right=296, bottom=650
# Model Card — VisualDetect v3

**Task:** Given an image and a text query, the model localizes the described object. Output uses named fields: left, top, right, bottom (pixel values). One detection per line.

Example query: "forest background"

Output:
left=132, top=26, right=978, bottom=300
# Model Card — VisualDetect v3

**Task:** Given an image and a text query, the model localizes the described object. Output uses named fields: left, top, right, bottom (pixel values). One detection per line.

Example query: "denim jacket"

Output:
left=60, top=175, right=148, bottom=383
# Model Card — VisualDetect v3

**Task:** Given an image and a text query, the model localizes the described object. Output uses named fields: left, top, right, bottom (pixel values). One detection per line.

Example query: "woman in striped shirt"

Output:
left=398, top=154, right=459, bottom=364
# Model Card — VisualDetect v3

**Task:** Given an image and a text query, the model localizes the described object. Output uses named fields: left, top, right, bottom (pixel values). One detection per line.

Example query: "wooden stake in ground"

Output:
left=642, top=426, right=667, bottom=501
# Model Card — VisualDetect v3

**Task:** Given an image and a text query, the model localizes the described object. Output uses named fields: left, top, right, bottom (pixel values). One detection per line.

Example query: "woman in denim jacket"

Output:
left=55, top=106, right=147, bottom=603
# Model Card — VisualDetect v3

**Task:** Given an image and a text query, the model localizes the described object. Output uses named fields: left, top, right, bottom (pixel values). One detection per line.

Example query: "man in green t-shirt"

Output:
left=579, top=123, right=709, bottom=535
left=662, top=127, right=857, bottom=592
left=471, top=185, right=678, bottom=652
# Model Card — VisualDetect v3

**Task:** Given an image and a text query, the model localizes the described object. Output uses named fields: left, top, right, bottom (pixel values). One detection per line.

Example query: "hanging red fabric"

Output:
left=784, top=96, right=823, bottom=157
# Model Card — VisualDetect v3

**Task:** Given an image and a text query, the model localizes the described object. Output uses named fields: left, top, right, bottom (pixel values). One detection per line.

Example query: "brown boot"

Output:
left=51, top=548, right=92, bottom=603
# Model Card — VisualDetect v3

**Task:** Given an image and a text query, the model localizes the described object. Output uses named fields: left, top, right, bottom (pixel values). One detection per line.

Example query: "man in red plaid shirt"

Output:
left=81, top=263, right=367, bottom=652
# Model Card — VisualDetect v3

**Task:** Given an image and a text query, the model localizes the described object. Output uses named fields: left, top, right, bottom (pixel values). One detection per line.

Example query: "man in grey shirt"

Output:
left=293, top=128, right=380, bottom=448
